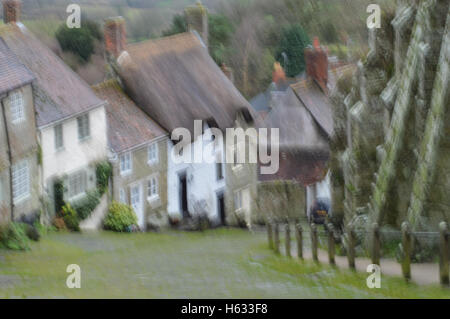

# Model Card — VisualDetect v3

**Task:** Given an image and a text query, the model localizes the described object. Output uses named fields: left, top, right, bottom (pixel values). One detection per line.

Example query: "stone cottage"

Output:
left=93, top=80, right=169, bottom=230
left=0, top=37, right=40, bottom=225
left=0, top=0, right=108, bottom=219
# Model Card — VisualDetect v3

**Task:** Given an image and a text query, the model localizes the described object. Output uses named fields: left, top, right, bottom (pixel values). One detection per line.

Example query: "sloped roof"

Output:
left=260, top=88, right=329, bottom=151
left=0, top=23, right=104, bottom=128
left=291, top=78, right=334, bottom=137
left=117, top=32, right=253, bottom=135
left=0, top=38, right=34, bottom=95
left=93, top=80, right=167, bottom=153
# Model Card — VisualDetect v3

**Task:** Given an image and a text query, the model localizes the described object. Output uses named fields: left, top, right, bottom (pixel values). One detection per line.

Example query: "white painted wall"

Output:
left=167, top=128, right=226, bottom=223
left=306, top=171, right=331, bottom=218
left=39, top=106, right=108, bottom=190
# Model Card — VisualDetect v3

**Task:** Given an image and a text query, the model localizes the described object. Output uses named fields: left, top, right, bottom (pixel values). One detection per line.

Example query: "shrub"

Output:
left=25, top=224, right=41, bottom=242
left=104, top=202, right=138, bottom=232
left=96, top=161, right=112, bottom=195
left=71, top=189, right=101, bottom=220
left=0, top=223, right=30, bottom=251
left=55, top=23, right=95, bottom=62
left=61, top=204, right=80, bottom=232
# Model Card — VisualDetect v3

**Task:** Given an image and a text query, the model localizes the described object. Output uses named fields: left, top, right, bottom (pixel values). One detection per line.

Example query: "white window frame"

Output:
left=119, top=188, right=127, bottom=204
left=68, top=170, right=87, bottom=199
left=12, top=160, right=30, bottom=203
left=77, top=113, right=90, bottom=141
left=119, top=152, right=132, bottom=176
left=54, top=123, right=64, bottom=151
left=147, top=174, right=159, bottom=201
left=10, top=91, right=25, bottom=124
left=147, top=143, right=159, bottom=165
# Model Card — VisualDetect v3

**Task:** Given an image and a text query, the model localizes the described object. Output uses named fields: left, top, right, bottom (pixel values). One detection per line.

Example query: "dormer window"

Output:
left=10, top=91, right=25, bottom=123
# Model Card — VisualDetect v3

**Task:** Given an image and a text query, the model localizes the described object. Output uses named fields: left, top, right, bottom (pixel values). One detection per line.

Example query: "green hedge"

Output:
left=104, top=202, right=138, bottom=232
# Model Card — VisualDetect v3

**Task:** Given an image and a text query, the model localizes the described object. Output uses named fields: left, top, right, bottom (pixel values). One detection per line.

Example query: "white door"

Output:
left=131, top=184, right=144, bottom=229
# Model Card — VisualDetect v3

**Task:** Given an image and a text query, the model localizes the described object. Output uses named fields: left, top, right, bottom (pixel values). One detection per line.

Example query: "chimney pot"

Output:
left=3, top=0, right=21, bottom=24
left=104, top=16, right=127, bottom=58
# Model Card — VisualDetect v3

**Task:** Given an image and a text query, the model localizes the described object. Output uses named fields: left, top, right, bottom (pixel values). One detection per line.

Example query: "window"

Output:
left=12, top=160, right=30, bottom=203
left=77, top=114, right=90, bottom=141
left=10, top=91, right=25, bottom=123
left=147, top=175, right=159, bottom=199
left=234, top=187, right=250, bottom=213
left=119, top=188, right=127, bottom=204
left=68, top=170, right=87, bottom=198
left=147, top=143, right=159, bottom=165
left=120, top=152, right=132, bottom=175
left=54, top=124, right=64, bottom=151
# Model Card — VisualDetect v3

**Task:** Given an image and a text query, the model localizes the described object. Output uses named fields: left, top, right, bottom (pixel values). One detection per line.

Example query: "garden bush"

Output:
left=104, top=202, right=138, bottom=232
left=96, top=161, right=112, bottom=195
left=61, top=203, right=80, bottom=232
left=71, top=189, right=101, bottom=220
left=0, top=223, right=31, bottom=251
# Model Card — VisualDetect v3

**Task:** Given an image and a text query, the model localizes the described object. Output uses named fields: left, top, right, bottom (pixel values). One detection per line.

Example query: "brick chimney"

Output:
left=304, top=37, right=328, bottom=91
left=272, top=62, right=287, bottom=85
left=3, top=0, right=21, bottom=24
left=185, top=2, right=208, bottom=48
left=104, top=17, right=126, bottom=58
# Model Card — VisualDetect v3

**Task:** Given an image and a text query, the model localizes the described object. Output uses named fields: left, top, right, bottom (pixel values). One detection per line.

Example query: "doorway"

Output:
left=217, top=192, right=226, bottom=225
left=179, top=173, right=189, bottom=218
left=131, top=184, right=144, bottom=229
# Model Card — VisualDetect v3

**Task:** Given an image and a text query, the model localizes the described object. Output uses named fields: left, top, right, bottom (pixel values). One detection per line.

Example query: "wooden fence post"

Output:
left=347, top=223, right=356, bottom=270
left=371, top=223, right=380, bottom=266
left=439, top=222, right=449, bottom=286
left=401, top=222, right=411, bottom=281
left=267, top=222, right=273, bottom=250
left=285, top=224, right=291, bottom=258
left=296, top=224, right=303, bottom=260
left=274, top=223, right=280, bottom=255
left=311, top=223, right=318, bottom=262
left=327, top=223, right=335, bottom=265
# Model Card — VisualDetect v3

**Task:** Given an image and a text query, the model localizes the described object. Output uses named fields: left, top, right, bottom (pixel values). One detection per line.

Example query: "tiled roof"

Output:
left=0, top=38, right=34, bottom=95
left=93, top=80, right=167, bottom=153
left=0, top=23, right=104, bottom=128
left=291, top=78, right=334, bottom=137
left=259, top=88, right=329, bottom=151
left=117, top=32, right=254, bottom=135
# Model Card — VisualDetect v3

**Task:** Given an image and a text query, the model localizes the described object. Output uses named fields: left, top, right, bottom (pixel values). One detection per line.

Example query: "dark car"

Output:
left=309, top=197, right=331, bottom=224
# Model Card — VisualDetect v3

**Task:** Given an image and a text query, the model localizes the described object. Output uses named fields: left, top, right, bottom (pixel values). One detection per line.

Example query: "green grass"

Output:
left=0, top=229, right=449, bottom=298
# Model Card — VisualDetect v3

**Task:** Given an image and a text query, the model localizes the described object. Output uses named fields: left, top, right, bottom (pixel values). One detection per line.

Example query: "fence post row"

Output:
left=347, top=223, right=356, bottom=270
left=439, top=222, right=449, bottom=286
left=296, top=224, right=303, bottom=260
left=327, top=223, right=335, bottom=265
left=285, top=224, right=291, bottom=258
left=267, top=222, right=273, bottom=250
left=311, top=223, right=318, bottom=262
left=273, top=223, right=280, bottom=255
left=371, top=223, right=381, bottom=266
left=401, top=222, right=411, bottom=281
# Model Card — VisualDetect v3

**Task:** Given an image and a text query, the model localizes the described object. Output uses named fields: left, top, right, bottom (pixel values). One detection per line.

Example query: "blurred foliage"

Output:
left=104, top=201, right=138, bottom=232
left=162, top=13, right=187, bottom=37
left=55, top=19, right=102, bottom=62
left=0, top=222, right=31, bottom=251
left=276, top=24, right=310, bottom=78
left=96, top=161, right=112, bottom=195
left=61, top=203, right=80, bottom=232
